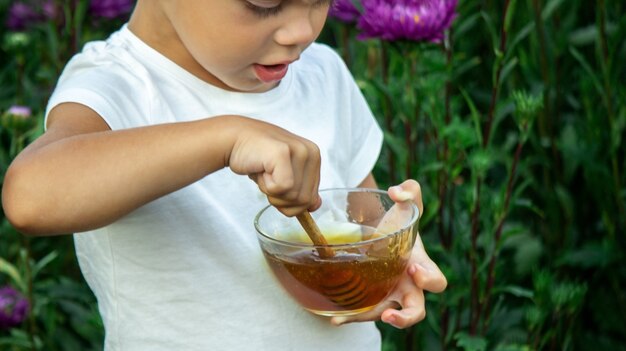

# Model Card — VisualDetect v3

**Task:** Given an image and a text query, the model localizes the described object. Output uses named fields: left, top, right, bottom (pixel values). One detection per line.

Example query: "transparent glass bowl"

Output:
left=254, top=188, right=419, bottom=317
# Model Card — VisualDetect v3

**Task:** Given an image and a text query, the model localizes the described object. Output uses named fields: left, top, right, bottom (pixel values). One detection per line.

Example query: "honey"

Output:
left=263, top=234, right=410, bottom=316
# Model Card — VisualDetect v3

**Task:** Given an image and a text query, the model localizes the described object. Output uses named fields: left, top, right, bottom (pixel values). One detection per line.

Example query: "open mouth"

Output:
left=253, top=63, right=289, bottom=83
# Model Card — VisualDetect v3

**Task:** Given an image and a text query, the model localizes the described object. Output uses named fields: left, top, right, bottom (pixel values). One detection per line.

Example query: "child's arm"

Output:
left=2, top=102, right=321, bottom=236
left=331, top=176, right=447, bottom=328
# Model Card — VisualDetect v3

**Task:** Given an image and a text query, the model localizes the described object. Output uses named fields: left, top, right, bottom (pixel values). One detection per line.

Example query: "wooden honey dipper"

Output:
left=295, top=211, right=334, bottom=258
left=295, top=211, right=368, bottom=308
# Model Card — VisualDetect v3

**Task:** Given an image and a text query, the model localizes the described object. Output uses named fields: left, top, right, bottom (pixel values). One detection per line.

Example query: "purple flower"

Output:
left=357, top=0, right=458, bottom=42
left=6, top=1, right=56, bottom=30
left=7, top=105, right=32, bottom=119
left=2, top=105, right=35, bottom=132
left=0, top=286, right=29, bottom=330
left=329, top=0, right=361, bottom=23
left=6, top=2, right=40, bottom=30
left=89, top=0, right=135, bottom=19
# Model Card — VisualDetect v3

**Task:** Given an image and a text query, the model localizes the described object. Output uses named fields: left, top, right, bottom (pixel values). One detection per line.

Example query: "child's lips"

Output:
left=253, top=63, right=289, bottom=83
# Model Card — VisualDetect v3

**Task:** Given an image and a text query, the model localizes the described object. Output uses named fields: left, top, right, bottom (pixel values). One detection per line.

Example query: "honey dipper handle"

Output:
left=296, top=212, right=334, bottom=258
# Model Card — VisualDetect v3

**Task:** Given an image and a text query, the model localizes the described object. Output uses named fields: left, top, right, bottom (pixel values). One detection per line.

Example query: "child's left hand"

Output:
left=330, top=180, right=447, bottom=328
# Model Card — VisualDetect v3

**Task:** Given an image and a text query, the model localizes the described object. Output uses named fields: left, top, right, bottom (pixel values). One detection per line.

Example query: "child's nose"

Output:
left=273, top=14, right=318, bottom=47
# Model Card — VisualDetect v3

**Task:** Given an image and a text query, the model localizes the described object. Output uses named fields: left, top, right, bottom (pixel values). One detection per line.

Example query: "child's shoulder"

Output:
left=56, top=26, right=154, bottom=92
left=299, top=42, right=349, bottom=77
left=302, top=42, right=344, bottom=65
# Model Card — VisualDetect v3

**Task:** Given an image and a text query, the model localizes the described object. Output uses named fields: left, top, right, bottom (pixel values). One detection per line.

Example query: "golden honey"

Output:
left=263, top=235, right=410, bottom=316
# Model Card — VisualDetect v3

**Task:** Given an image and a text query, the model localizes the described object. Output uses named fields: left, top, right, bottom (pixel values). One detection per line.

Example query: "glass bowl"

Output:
left=254, top=188, right=419, bottom=317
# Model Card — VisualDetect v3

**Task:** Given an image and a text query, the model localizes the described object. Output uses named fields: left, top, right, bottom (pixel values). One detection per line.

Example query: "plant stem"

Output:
left=408, top=52, right=419, bottom=180
left=531, top=0, right=561, bottom=186
left=482, top=0, right=511, bottom=147
left=481, top=133, right=526, bottom=333
left=470, top=0, right=513, bottom=334
left=438, top=33, right=454, bottom=249
left=380, top=41, right=397, bottom=183
left=597, top=0, right=624, bottom=219
left=468, top=178, right=482, bottom=334
left=441, top=306, right=449, bottom=349
left=341, top=25, right=352, bottom=69
left=21, top=236, right=37, bottom=350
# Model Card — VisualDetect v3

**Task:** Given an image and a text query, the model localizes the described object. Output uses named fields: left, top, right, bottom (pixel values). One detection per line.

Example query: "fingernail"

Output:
left=384, top=314, right=401, bottom=328
left=332, top=317, right=348, bottom=326
left=389, top=186, right=412, bottom=202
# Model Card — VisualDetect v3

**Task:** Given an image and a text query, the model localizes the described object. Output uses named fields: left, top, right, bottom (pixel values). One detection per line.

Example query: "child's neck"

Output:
left=127, top=2, right=233, bottom=91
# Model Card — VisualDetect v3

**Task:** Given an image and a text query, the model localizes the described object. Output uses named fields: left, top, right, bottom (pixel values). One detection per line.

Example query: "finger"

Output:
left=407, top=236, right=448, bottom=293
left=261, top=167, right=294, bottom=196
left=331, top=269, right=415, bottom=326
left=330, top=300, right=400, bottom=326
left=380, top=289, right=426, bottom=329
left=296, top=140, right=321, bottom=212
left=388, top=180, right=423, bottom=219
left=407, top=261, right=447, bottom=293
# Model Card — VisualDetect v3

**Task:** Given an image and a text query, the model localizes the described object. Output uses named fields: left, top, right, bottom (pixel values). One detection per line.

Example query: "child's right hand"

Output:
left=226, top=117, right=322, bottom=217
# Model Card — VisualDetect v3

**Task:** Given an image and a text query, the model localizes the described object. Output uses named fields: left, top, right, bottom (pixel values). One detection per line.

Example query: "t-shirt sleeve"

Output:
left=44, top=48, right=151, bottom=131
left=346, top=80, right=383, bottom=187
left=332, top=50, right=384, bottom=187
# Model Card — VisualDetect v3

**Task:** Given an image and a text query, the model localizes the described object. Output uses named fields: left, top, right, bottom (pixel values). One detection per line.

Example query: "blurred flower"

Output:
left=2, top=105, right=35, bottom=132
left=42, top=1, right=59, bottom=20
left=6, top=105, right=32, bottom=119
left=357, top=0, right=458, bottom=42
left=5, top=0, right=133, bottom=30
left=329, top=0, right=361, bottom=23
left=0, top=285, right=29, bottom=330
left=6, top=2, right=40, bottom=30
left=89, top=0, right=135, bottom=19
left=6, top=1, right=56, bottom=30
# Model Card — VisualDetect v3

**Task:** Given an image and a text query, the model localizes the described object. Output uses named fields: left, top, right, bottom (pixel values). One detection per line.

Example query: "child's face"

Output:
left=141, top=0, right=332, bottom=92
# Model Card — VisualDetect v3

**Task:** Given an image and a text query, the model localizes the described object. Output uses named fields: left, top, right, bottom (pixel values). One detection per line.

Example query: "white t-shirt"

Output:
left=46, top=25, right=384, bottom=350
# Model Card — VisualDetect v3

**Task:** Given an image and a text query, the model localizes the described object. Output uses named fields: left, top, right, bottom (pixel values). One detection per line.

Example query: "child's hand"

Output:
left=227, top=117, right=322, bottom=216
left=330, top=179, right=447, bottom=328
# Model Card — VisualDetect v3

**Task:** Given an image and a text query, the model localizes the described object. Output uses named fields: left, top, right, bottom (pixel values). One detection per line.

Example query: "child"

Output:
left=2, top=0, right=447, bottom=349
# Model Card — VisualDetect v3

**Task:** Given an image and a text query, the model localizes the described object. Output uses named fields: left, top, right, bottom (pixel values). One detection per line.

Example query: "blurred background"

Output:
left=0, top=1, right=624, bottom=350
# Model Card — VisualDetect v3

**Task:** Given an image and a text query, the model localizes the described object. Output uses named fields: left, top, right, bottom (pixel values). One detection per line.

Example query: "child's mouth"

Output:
left=253, top=63, right=289, bottom=83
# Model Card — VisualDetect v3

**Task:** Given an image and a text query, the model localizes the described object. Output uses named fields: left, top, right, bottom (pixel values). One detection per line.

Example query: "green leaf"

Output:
left=500, top=57, right=518, bottom=85
left=480, top=11, right=498, bottom=51
left=504, top=0, right=518, bottom=33
left=568, top=25, right=598, bottom=46
left=33, top=250, right=59, bottom=279
left=459, top=88, right=484, bottom=146
left=541, top=0, right=566, bottom=21
left=499, top=285, right=534, bottom=299
left=0, top=257, right=26, bottom=291
left=507, top=23, right=534, bottom=60
left=556, top=241, right=615, bottom=268
left=569, top=46, right=604, bottom=96
left=455, top=332, right=488, bottom=351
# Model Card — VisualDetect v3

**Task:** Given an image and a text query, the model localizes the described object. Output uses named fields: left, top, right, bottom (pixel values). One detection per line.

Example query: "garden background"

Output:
left=0, top=0, right=624, bottom=350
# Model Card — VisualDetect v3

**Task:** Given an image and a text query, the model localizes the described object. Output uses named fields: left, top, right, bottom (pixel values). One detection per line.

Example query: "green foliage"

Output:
left=0, top=1, right=125, bottom=349
left=323, top=0, right=625, bottom=350
left=0, top=0, right=624, bottom=350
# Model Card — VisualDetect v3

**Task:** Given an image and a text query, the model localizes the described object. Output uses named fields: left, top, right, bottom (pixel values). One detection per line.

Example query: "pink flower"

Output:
left=357, top=0, right=458, bottom=43
left=6, top=105, right=32, bottom=119
left=329, top=0, right=361, bottom=23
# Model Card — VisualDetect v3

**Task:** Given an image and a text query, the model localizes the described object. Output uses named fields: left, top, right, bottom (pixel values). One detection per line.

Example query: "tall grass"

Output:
left=0, top=0, right=624, bottom=350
